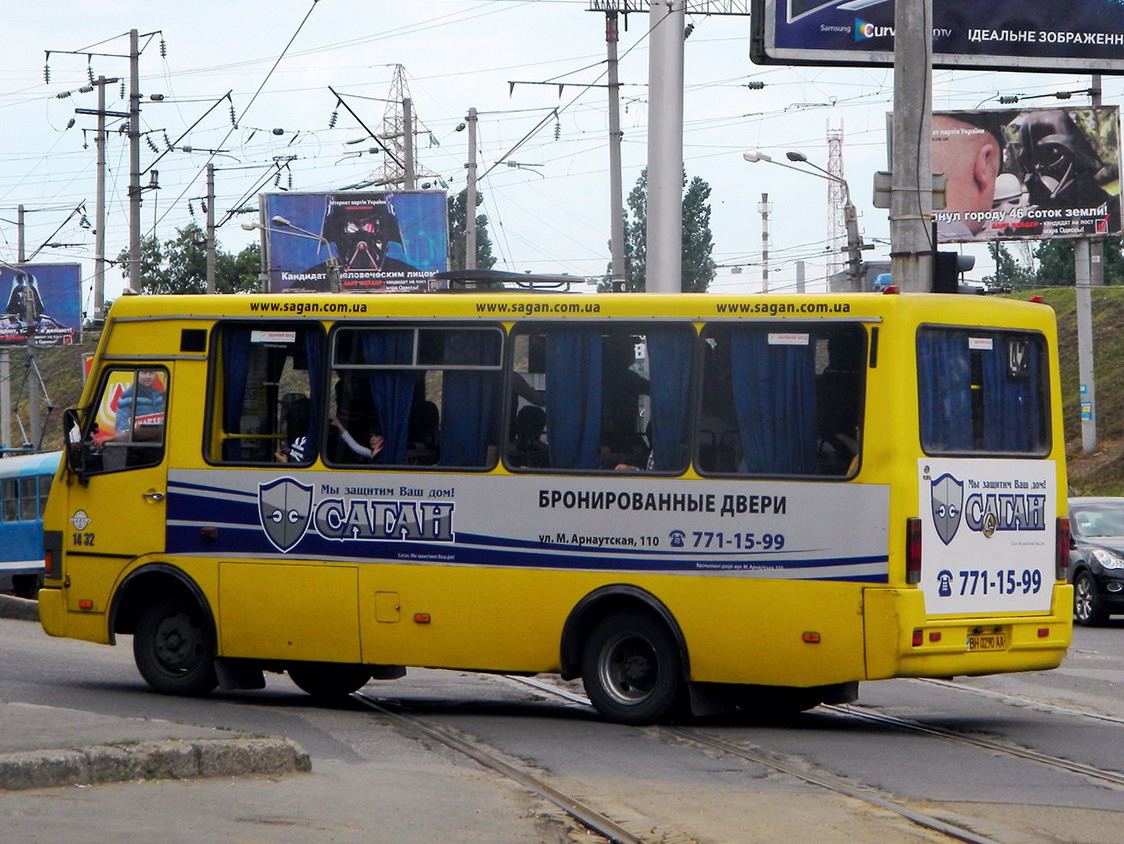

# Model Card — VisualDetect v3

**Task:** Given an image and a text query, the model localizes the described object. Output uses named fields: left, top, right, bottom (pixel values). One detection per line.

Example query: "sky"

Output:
left=2, top=0, right=1122, bottom=316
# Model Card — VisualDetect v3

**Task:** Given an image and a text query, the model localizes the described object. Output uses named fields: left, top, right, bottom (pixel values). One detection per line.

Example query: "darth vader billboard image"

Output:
left=0, top=263, right=81, bottom=346
left=930, top=105, right=1121, bottom=243
left=260, top=191, right=449, bottom=293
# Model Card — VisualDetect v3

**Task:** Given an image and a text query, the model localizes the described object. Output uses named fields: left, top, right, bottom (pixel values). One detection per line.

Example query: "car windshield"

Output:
left=1071, top=505, right=1124, bottom=538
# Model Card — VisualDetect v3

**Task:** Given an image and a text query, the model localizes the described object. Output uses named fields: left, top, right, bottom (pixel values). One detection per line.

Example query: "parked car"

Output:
left=1067, top=497, right=1124, bottom=626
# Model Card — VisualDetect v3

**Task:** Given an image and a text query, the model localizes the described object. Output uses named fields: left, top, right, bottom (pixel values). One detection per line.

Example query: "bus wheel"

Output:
left=581, top=613, right=684, bottom=725
left=1073, top=572, right=1107, bottom=626
left=133, top=598, right=218, bottom=696
left=288, top=663, right=372, bottom=701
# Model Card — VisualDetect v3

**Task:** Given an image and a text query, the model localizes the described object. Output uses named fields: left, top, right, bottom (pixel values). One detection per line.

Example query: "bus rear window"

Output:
left=917, top=327, right=1048, bottom=456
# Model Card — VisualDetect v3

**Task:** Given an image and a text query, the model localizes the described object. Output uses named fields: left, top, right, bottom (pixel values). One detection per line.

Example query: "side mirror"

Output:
left=63, top=408, right=91, bottom=482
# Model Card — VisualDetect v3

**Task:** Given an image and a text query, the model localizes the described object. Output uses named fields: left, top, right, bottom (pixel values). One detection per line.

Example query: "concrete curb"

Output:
left=0, top=738, right=311, bottom=791
left=0, top=594, right=38, bottom=622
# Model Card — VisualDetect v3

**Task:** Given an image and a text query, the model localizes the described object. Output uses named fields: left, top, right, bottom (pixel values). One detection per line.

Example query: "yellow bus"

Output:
left=39, top=285, right=1072, bottom=724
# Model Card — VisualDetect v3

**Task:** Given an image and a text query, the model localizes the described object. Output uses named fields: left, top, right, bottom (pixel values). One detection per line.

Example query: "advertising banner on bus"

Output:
left=752, top=0, right=1124, bottom=73
left=0, top=263, right=81, bottom=346
left=167, top=469, right=891, bottom=583
left=919, top=458, right=1056, bottom=615
left=259, top=192, right=449, bottom=293
left=930, top=106, right=1122, bottom=243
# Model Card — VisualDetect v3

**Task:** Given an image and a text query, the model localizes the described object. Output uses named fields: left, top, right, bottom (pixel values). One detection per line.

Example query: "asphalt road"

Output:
left=4, top=611, right=1124, bottom=843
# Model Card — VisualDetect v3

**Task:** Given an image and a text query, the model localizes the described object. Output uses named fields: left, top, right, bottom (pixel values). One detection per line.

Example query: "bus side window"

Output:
left=504, top=324, right=692, bottom=474
left=329, top=325, right=503, bottom=469
left=698, top=324, right=865, bottom=478
left=210, top=324, right=324, bottom=465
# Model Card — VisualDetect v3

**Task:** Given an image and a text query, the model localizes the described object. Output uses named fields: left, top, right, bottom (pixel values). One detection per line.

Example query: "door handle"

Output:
left=142, top=491, right=165, bottom=502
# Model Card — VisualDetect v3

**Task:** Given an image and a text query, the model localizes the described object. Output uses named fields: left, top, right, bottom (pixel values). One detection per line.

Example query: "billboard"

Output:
left=259, top=192, right=449, bottom=293
left=928, top=106, right=1121, bottom=243
left=752, top=0, right=1124, bottom=73
left=0, top=263, right=81, bottom=346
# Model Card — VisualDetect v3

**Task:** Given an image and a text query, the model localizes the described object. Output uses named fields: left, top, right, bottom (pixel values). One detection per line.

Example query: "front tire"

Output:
left=288, top=662, right=372, bottom=701
left=133, top=598, right=218, bottom=696
left=581, top=613, right=684, bottom=725
left=1073, top=571, right=1108, bottom=626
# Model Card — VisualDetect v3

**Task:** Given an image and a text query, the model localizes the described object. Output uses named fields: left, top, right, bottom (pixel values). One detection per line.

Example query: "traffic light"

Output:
left=932, top=252, right=975, bottom=293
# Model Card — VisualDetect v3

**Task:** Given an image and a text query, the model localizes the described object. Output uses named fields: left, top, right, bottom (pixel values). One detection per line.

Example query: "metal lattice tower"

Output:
left=375, top=64, right=410, bottom=187
left=826, top=123, right=845, bottom=279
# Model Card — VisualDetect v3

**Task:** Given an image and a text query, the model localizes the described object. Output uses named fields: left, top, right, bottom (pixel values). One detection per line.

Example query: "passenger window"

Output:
left=918, top=327, right=1048, bottom=455
left=505, top=324, right=694, bottom=473
left=1, top=478, right=17, bottom=521
left=328, top=325, right=503, bottom=469
left=19, top=477, right=37, bottom=521
left=210, top=325, right=324, bottom=465
left=698, top=324, right=866, bottom=477
left=79, top=368, right=170, bottom=474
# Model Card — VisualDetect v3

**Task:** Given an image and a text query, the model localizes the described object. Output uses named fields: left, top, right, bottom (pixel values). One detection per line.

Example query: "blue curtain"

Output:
left=545, top=329, right=602, bottom=469
left=222, top=327, right=252, bottom=460
left=440, top=331, right=501, bottom=467
left=361, top=330, right=415, bottom=464
left=981, top=337, right=1042, bottom=452
left=729, top=330, right=817, bottom=474
left=918, top=330, right=973, bottom=452
left=647, top=327, right=693, bottom=471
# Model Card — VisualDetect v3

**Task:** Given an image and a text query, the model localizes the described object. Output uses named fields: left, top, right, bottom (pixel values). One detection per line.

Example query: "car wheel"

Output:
left=581, top=613, right=685, bottom=725
left=133, top=598, right=218, bottom=696
left=1073, top=571, right=1108, bottom=627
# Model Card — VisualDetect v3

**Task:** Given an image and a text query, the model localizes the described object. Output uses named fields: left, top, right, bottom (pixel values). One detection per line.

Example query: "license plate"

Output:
left=967, top=632, right=1007, bottom=652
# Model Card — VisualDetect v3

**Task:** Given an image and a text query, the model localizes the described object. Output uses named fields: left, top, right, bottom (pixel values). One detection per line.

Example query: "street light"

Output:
left=242, top=217, right=341, bottom=293
left=742, top=150, right=865, bottom=292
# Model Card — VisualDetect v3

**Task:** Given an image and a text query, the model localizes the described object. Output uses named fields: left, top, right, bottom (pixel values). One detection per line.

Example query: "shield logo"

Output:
left=930, top=473, right=964, bottom=546
left=259, top=477, right=313, bottom=553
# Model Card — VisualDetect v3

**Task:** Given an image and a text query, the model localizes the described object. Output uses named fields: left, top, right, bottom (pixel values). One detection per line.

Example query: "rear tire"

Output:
left=1073, top=571, right=1108, bottom=626
left=133, top=598, right=218, bottom=696
left=581, top=613, right=684, bottom=725
left=288, top=662, right=372, bottom=701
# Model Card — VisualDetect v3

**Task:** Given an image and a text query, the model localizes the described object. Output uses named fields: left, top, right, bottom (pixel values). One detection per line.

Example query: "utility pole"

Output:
left=206, top=163, right=216, bottom=293
left=889, top=0, right=933, bottom=292
left=645, top=0, right=685, bottom=293
left=403, top=97, right=416, bottom=191
left=605, top=11, right=626, bottom=288
left=759, top=192, right=770, bottom=293
left=795, top=260, right=805, bottom=294
left=128, top=28, right=142, bottom=295
left=74, top=75, right=123, bottom=320
left=94, top=78, right=110, bottom=318
left=465, top=107, right=478, bottom=270
left=1076, top=73, right=1104, bottom=454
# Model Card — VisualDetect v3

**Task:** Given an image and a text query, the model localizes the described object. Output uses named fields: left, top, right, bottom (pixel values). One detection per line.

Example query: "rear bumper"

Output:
left=864, top=584, right=1073, bottom=680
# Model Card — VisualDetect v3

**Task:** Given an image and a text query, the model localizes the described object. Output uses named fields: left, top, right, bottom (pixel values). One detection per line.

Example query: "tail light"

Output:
left=1056, top=517, right=1070, bottom=580
left=906, top=517, right=922, bottom=584
left=43, top=530, right=62, bottom=579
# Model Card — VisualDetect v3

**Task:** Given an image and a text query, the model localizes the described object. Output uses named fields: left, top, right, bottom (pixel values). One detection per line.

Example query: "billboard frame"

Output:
left=752, top=0, right=1124, bottom=74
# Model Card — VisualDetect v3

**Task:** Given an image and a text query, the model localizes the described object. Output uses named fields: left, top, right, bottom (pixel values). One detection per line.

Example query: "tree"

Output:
left=447, top=190, right=496, bottom=271
left=1029, top=234, right=1124, bottom=287
left=983, top=241, right=1035, bottom=290
left=118, top=223, right=261, bottom=294
left=616, top=168, right=716, bottom=292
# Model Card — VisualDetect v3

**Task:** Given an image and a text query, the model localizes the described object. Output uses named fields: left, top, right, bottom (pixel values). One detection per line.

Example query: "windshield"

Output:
left=1071, top=504, right=1124, bottom=538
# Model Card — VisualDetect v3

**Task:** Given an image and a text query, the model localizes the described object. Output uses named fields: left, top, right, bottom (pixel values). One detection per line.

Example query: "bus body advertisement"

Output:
left=38, top=290, right=1071, bottom=724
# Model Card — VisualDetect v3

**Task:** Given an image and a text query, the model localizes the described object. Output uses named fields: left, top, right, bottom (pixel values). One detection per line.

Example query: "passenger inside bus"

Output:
left=509, top=405, right=550, bottom=469
left=329, top=415, right=385, bottom=463
left=815, top=332, right=864, bottom=475
left=274, top=393, right=311, bottom=464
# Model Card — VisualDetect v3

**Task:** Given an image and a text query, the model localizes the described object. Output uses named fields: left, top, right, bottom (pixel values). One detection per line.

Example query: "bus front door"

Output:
left=62, top=365, right=172, bottom=613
